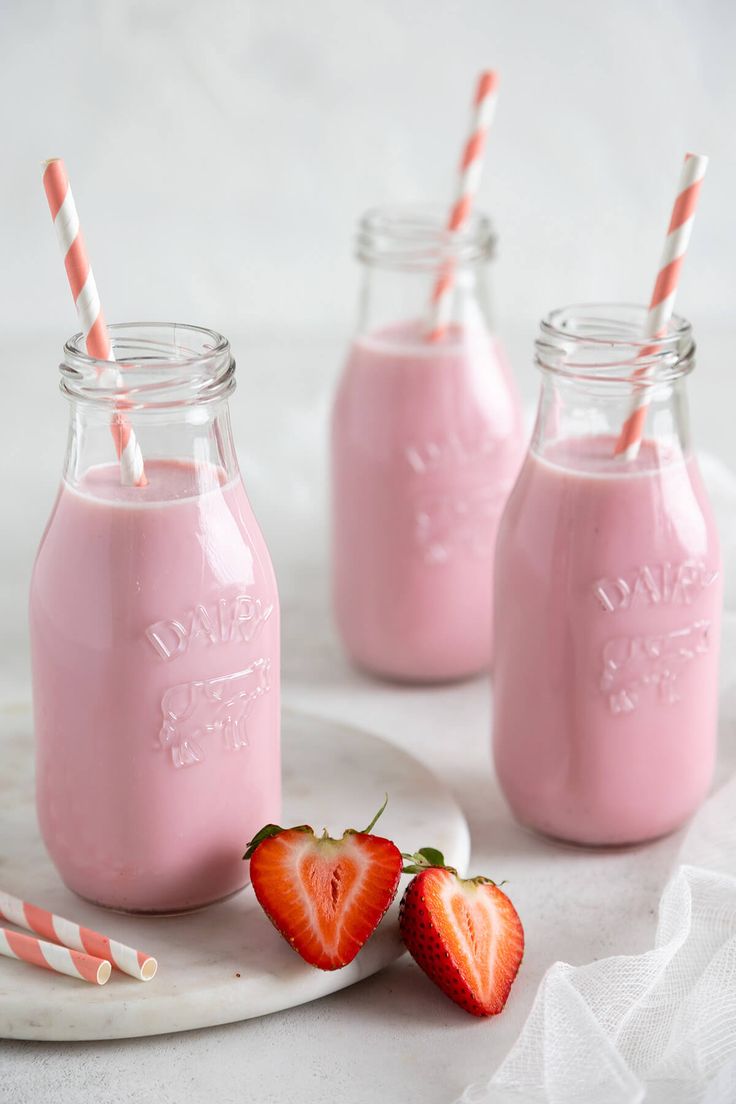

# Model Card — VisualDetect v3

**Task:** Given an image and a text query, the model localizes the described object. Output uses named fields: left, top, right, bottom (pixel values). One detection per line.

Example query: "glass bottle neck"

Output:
left=356, top=259, right=495, bottom=339
left=531, top=371, right=692, bottom=469
left=59, top=322, right=239, bottom=499
left=354, top=204, right=496, bottom=339
left=531, top=304, right=695, bottom=470
left=63, top=398, right=240, bottom=497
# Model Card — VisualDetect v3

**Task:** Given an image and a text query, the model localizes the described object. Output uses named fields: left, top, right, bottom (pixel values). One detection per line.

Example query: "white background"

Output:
left=1, top=0, right=735, bottom=336
left=1, top=3, right=736, bottom=1102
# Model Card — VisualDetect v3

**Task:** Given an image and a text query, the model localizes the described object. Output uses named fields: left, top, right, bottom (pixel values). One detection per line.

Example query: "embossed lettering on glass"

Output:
left=29, top=324, right=281, bottom=912
left=331, top=205, right=524, bottom=683
left=492, top=304, right=722, bottom=846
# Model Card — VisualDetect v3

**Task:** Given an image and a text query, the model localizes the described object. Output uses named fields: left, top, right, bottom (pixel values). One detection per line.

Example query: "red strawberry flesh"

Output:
left=250, top=828, right=402, bottom=970
left=399, top=867, right=524, bottom=1016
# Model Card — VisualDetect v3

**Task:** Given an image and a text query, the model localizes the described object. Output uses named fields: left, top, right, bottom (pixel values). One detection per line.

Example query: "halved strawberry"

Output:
left=399, top=848, right=524, bottom=1017
left=244, top=799, right=403, bottom=970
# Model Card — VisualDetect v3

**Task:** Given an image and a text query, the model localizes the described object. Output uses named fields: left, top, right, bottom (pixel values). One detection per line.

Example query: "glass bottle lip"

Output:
left=356, top=203, right=496, bottom=269
left=535, top=303, right=695, bottom=386
left=61, top=321, right=235, bottom=408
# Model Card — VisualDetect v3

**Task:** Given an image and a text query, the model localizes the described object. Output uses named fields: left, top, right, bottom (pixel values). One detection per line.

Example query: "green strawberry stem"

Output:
left=359, top=793, right=389, bottom=835
left=401, top=847, right=504, bottom=886
left=244, top=796, right=392, bottom=860
left=401, top=846, right=457, bottom=875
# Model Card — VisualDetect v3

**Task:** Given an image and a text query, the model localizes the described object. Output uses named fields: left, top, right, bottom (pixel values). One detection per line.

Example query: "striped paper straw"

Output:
left=42, top=158, right=147, bottom=487
left=0, top=889, right=157, bottom=981
left=426, top=70, right=499, bottom=342
left=0, top=925, right=111, bottom=985
left=614, top=152, right=708, bottom=459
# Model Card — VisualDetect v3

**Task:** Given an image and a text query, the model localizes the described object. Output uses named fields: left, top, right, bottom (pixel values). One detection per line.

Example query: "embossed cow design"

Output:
left=159, top=659, right=271, bottom=768
left=600, top=621, right=711, bottom=715
left=413, top=483, right=510, bottom=565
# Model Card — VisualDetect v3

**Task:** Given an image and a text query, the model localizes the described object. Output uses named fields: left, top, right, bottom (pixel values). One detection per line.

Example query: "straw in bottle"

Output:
left=42, top=158, right=147, bottom=486
left=614, top=152, right=708, bottom=459
left=0, top=889, right=157, bottom=981
left=426, top=70, right=499, bottom=342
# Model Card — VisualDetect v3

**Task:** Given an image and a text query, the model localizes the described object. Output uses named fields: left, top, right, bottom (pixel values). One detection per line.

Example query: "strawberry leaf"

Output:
left=401, top=846, right=456, bottom=875
left=244, top=823, right=288, bottom=859
left=417, top=846, right=446, bottom=866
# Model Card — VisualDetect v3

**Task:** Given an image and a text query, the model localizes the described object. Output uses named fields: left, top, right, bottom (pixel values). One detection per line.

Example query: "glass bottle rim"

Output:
left=536, top=303, right=695, bottom=386
left=356, top=203, right=496, bottom=269
left=60, top=321, right=235, bottom=408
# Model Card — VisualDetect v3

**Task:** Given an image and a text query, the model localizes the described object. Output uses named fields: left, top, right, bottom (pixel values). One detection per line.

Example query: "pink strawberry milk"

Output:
left=30, top=325, right=280, bottom=912
left=493, top=305, right=722, bottom=846
left=332, top=206, right=524, bottom=682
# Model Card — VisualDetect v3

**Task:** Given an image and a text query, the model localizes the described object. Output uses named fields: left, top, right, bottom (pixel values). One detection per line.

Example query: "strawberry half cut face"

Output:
left=248, top=826, right=403, bottom=970
left=399, top=867, right=524, bottom=1016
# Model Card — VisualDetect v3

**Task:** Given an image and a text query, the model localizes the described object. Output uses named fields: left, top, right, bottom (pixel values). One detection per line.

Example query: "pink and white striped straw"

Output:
left=42, top=158, right=147, bottom=486
left=0, top=889, right=157, bottom=981
left=426, top=70, right=499, bottom=342
left=0, top=924, right=111, bottom=985
left=614, top=152, right=708, bottom=459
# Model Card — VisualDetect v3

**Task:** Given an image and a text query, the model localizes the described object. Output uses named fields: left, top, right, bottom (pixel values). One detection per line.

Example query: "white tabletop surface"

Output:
left=1, top=325, right=735, bottom=1103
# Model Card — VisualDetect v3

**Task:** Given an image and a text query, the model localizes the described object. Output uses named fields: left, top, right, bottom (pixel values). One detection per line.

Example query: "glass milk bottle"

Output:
left=331, top=205, right=524, bottom=683
left=493, top=305, right=721, bottom=846
left=29, top=324, right=280, bottom=912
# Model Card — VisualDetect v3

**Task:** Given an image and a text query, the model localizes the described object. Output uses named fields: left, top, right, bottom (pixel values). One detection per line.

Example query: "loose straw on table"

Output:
left=0, top=889, right=157, bottom=982
left=426, top=70, right=499, bottom=342
left=0, top=924, right=111, bottom=985
left=614, top=152, right=708, bottom=460
left=42, top=158, right=147, bottom=487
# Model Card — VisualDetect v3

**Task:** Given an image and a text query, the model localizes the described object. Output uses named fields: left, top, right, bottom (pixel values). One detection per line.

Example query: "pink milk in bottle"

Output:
left=493, top=305, right=722, bottom=846
left=29, top=325, right=280, bottom=912
left=332, top=206, right=524, bottom=683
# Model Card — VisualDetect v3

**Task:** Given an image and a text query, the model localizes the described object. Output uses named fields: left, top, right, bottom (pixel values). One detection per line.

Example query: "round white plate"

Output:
left=0, top=705, right=469, bottom=1040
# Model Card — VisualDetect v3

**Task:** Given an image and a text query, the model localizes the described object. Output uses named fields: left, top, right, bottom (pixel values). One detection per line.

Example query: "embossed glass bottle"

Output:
left=30, top=324, right=280, bottom=912
left=332, top=205, right=524, bottom=682
left=493, top=304, right=721, bottom=846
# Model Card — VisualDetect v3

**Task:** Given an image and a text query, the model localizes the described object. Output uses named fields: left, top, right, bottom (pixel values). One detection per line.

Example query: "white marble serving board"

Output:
left=0, top=704, right=470, bottom=1041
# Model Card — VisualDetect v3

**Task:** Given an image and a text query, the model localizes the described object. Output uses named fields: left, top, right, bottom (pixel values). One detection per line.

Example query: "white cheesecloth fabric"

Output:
left=455, top=453, right=736, bottom=1104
